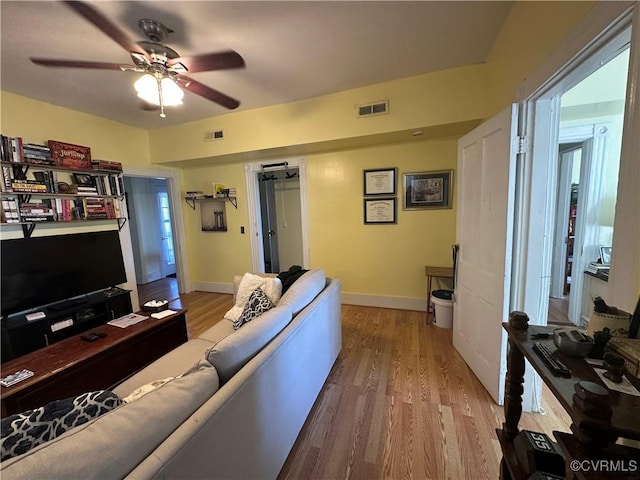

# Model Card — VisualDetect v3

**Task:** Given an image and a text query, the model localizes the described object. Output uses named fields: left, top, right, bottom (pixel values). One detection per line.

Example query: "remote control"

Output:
left=1, top=369, right=34, bottom=387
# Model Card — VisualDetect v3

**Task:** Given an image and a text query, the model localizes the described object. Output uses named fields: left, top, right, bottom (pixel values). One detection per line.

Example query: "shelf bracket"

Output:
left=22, top=223, right=36, bottom=238
left=185, top=198, right=196, bottom=210
left=117, top=218, right=128, bottom=231
left=228, top=197, right=237, bottom=209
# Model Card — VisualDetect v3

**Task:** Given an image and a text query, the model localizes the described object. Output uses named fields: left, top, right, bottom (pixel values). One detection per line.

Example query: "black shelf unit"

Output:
left=1, top=160, right=126, bottom=238
left=1, top=289, right=132, bottom=363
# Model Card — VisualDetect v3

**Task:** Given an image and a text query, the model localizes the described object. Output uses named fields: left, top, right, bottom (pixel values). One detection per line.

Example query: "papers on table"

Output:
left=108, top=313, right=148, bottom=328
left=151, top=309, right=177, bottom=319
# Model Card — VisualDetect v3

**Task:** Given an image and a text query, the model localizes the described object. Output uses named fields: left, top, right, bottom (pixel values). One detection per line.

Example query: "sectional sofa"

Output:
left=1, top=269, right=342, bottom=479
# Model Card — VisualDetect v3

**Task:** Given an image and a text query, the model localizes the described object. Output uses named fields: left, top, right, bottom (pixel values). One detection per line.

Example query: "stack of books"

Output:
left=19, top=202, right=56, bottom=222
left=10, top=179, right=48, bottom=193
left=22, top=143, right=54, bottom=165
left=586, top=262, right=610, bottom=274
left=84, top=198, right=108, bottom=219
left=91, top=159, right=123, bottom=172
left=216, top=187, right=237, bottom=198
left=1, top=198, right=19, bottom=223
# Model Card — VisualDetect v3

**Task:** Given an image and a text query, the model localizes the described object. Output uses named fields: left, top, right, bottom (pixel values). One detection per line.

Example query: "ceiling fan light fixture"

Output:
left=134, top=74, right=184, bottom=110
left=160, top=77, right=184, bottom=106
left=134, top=73, right=160, bottom=104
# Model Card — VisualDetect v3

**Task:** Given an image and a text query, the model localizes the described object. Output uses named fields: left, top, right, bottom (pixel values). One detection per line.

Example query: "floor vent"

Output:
left=357, top=100, right=389, bottom=118
left=204, top=130, right=224, bottom=141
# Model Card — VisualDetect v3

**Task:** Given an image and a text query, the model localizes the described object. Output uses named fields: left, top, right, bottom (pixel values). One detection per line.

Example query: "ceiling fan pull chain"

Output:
left=157, top=76, right=166, bottom=118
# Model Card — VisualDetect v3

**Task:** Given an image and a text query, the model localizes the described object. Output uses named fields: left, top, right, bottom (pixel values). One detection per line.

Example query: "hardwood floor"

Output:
left=137, top=277, right=181, bottom=306
left=548, top=296, right=572, bottom=326
left=168, top=291, right=572, bottom=479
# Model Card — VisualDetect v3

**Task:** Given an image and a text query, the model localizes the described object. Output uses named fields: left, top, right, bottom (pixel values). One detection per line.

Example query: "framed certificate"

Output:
left=364, top=168, right=396, bottom=196
left=364, top=197, right=397, bottom=224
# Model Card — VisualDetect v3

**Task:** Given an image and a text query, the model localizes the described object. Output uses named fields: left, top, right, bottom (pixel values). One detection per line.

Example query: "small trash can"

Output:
left=431, top=289, right=454, bottom=329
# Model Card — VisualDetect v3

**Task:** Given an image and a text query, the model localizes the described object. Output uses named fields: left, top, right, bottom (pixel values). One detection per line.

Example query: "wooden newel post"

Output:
left=503, top=311, right=529, bottom=441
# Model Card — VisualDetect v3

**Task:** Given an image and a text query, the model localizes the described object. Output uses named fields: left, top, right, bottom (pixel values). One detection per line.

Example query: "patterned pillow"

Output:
left=233, top=287, right=274, bottom=330
left=1, top=390, right=122, bottom=461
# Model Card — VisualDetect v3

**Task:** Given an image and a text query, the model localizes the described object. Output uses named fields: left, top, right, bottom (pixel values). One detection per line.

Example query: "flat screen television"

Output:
left=1, top=230, right=127, bottom=317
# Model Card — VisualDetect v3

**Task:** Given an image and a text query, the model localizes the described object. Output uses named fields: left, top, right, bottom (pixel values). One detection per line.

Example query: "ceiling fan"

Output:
left=30, top=1, right=245, bottom=118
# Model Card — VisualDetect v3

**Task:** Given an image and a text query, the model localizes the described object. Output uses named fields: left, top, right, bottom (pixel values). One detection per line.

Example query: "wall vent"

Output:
left=204, top=130, right=224, bottom=141
left=357, top=100, right=389, bottom=118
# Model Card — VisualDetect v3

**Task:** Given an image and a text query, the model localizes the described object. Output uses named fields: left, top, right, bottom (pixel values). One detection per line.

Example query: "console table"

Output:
left=1, top=310, right=188, bottom=416
left=498, top=312, right=640, bottom=479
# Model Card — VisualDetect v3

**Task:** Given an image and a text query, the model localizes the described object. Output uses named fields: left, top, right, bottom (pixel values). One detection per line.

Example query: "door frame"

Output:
left=122, top=166, right=191, bottom=296
left=511, top=4, right=636, bottom=411
left=244, top=157, right=310, bottom=273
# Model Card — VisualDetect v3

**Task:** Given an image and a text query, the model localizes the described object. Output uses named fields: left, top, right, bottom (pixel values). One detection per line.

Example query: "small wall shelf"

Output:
left=184, top=195, right=237, bottom=210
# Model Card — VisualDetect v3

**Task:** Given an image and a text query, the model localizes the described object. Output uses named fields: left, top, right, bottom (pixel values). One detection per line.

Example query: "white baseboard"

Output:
left=341, top=292, right=426, bottom=312
left=191, top=284, right=427, bottom=312
left=192, top=282, right=234, bottom=294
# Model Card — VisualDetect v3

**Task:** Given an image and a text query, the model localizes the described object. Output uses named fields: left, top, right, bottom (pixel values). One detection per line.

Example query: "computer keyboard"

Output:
left=533, top=342, right=571, bottom=378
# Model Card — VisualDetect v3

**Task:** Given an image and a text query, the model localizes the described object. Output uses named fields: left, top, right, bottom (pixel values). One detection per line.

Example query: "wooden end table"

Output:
left=424, top=266, right=454, bottom=323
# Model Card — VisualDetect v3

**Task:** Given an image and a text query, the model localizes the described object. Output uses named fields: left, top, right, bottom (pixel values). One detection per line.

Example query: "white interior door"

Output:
left=453, top=104, right=518, bottom=405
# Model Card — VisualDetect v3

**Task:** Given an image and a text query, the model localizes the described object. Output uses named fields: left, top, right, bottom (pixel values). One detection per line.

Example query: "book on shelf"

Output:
left=586, top=262, right=610, bottom=274
left=32, top=171, right=57, bottom=193
left=10, top=179, right=48, bottom=193
left=1, top=198, right=19, bottom=223
left=1, top=165, right=13, bottom=192
left=91, top=159, right=123, bottom=172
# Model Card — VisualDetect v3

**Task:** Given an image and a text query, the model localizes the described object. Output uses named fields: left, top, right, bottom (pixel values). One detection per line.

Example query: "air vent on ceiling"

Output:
left=204, top=130, right=224, bottom=141
left=357, top=100, right=389, bottom=118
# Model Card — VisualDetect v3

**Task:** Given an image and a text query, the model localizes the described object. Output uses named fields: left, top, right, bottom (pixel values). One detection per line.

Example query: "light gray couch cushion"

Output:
left=278, top=268, right=327, bottom=315
left=198, top=318, right=235, bottom=344
left=1, top=360, right=219, bottom=480
left=113, top=338, right=213, bottom=397
left=206, top=303, right=293, bottom=383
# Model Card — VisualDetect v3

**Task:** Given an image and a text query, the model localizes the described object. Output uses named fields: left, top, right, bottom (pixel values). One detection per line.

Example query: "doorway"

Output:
left=547, top=48, right=628, bottom=327
left=245, top=158, right=310, bottom=273
left=124, top=176, right=180, bottom=304
left=258, top=168, right=302, bottom=273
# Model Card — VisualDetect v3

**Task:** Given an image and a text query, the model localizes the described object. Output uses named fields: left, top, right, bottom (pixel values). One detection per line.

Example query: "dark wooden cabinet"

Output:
left=1, top=310, right=188, bottom=416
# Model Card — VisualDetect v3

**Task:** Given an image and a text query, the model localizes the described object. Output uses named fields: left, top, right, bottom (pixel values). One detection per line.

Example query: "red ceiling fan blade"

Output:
left=64, top=1, right=149, bottom=59
left=168, top=50, right=245, bottom=73
left=30, top=58, right=127, bottom=70
left=181, top=76, right=240, bottom=110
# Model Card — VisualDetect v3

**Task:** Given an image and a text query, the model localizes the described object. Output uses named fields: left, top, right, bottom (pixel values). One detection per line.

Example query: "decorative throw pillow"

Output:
left=0, top=390, right=122, bottom=461
left=233, top=287, right=274, bottom=329
left=224, top=274, right=282, bottom=323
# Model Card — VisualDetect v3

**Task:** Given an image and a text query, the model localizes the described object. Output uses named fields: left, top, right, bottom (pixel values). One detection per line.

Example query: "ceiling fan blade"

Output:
left=181, top=76, right=240, bottom=110
left=64, top=1, right=149, bottom=59
left=168, top=50, right=245, bottom=73
left=30, top=58, right=125, bottom=70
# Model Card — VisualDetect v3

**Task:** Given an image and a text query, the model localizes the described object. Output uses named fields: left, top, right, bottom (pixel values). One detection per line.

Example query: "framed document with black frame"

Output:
left=403, top=169, right=453, bottom=210
left=363, top=168, right=396, bottom=196
left=364, top=197, right=397, bottom=224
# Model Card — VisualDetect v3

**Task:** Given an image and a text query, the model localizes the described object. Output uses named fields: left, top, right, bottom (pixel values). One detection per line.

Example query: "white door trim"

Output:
left=244, top=157, right=309, bottom=273
left=122, top=166, right=191, bottom=294
left=512, top=6, right=636, bottom=411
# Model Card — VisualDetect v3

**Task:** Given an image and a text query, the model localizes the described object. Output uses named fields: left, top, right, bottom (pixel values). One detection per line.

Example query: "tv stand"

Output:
left=1, top=289, right=132, bottom=363
left=48, top=298, right=88, bottom=312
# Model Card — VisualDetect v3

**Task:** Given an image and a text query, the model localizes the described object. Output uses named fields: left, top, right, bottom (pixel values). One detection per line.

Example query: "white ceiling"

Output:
left=1, top=1, right=514, bottom=130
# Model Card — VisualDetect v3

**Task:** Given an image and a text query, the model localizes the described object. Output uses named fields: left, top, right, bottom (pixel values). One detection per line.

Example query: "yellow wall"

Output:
left=148, top=64, right=487, bottom=165
left=177, top=137, right=456, bottom=300
left=0, top=91, right=150, bottom=166
left=307, top=139, right=457, bottom=299
left=485, top=1, right=595, bottom=116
